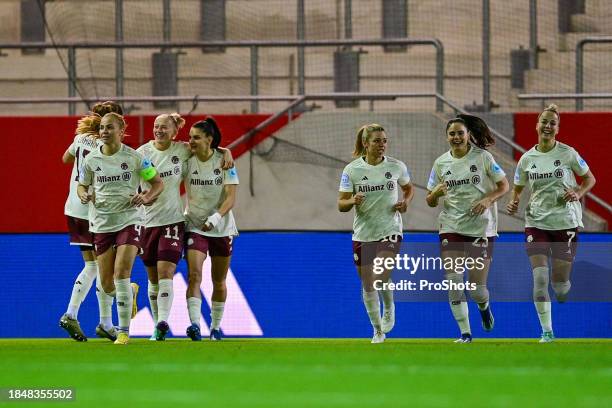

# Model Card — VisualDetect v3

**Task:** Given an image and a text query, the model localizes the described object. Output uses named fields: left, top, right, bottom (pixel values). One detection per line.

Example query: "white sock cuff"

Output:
left=148, top=280, right=159, bottom=290
left=159, top=279, right=173, bottom=290
left=211, top=300, right=225, bottom=308
left=187, top=297, right=202, bottom=306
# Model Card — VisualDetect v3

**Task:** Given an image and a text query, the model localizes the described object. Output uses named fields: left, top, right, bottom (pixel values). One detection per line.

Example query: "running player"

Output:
left=338, top=124, right=413, bottom=344
left=78, top=112, right=164, bottom=345
left=59, top=101, right=123, bottom=341
left=507, top=104, right=596, bottom=343
left=138, top=114, right=234, bottom=341
left=426, top=114, right=509, bottom=343
left=184, top=118, right=239, bottom=341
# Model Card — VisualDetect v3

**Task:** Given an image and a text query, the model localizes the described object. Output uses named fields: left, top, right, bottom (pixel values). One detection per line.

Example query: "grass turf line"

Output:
left=1, top=339, right=610, bottom=408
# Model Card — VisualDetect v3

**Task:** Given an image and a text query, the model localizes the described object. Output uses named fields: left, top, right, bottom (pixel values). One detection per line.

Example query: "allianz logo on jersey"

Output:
left=357, top=182, right=395, bottom=192
left=131, top=257, right=263, bottom=336
left=446, top=175, right=481, bottom=188
left=97, top=173, right=131, bottom=183
left=529, top=168, right=564, bottom=180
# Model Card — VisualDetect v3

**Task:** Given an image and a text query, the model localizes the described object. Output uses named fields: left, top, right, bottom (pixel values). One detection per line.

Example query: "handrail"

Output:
left=0, top=38, right=445, bottom=114
left=576, top=36, right=612, bottom=111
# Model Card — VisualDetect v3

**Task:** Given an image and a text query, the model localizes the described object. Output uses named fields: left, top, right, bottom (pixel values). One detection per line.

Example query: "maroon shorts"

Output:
left=185, top=232, right=233, bottom=257
left=525, top=227, right=578, bottom=261
left=93, top=224, right=143, bottom=256
left=439, top=233, right=495, bottom=260
left=140, top=222, right=185, bottom=266
left=352, top=234, right=402, bottom=267
left=66, top=216, right=94, bottom=248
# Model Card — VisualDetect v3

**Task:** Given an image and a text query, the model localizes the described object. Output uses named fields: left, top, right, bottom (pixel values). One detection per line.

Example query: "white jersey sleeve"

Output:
left=397, top=161, right=411, bottom=186
left=339, top=165, right=354, bottom=193
left=65, top=134, right=100, bottom=219
left=570, top=147, right=590, bottom=177
left=484, top=151, right=506, bottom=183
left=514, top=155, right=528, bottom=187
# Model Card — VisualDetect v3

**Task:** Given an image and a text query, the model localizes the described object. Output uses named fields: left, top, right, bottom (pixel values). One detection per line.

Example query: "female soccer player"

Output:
left=184, top=118, right=238, bottom=341
left=338, top=124, right=413, bottom=344
left=138, top=114, right=234, bottom=341
left=507, top=104, right=595, bottom=343
left=78, top=112, right=164, bottom=345
left=59, top=101, right=124, bottom=342
left=426, top=115, right=509, bottom=343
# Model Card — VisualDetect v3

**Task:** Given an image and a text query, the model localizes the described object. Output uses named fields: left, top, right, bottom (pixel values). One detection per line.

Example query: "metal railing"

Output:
left=223, top=92, right=611, bottom=215
left=0, top=38, right=445, bottom=114
left=516, top=36, right=612, bottom=111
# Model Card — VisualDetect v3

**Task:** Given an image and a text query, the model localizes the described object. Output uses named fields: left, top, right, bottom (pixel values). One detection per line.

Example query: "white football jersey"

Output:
left=80, top=144, right=150, bottom=233
left=184, top=150, right=239, bottom=237
left=339, top=156, right=411, bottom=242
left=514, top=142, right=589, bottom=230
left=137, top=141, right=191, bottom=227
left=427, top=146, right=506, bottom=237
left=64, top=134, right=101, bottom=219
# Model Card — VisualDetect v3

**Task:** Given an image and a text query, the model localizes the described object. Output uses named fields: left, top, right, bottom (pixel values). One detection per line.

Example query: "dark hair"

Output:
left=192, top=117, right=221, bottom=148
left=92, top=100, right=123, bottom=116
left=446, top=114, right=494, bottom=149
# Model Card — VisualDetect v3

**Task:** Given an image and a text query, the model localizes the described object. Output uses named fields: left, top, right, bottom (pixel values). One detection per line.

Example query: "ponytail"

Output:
left=446, top=114, right=494, bottom=149
left=75, top=113, right=102, bottom=138
left=192, top=116, right=222, bottom=148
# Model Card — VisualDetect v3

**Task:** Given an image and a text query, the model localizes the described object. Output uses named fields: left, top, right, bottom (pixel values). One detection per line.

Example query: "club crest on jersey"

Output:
left=470, top=165, right=477, bottom=172
left=174, top=166, right=181, bottom=175
left=121, top=162, right=128, bottom=170
left=122, top=172, right=131, bottom=181
left=215, top=177, right=223, bottom=185
left=172, top=156, right=179, bottom=164
left=385, top=172, right=392, bottom=179
left=386, top=181, right=395, bottom=190
left=471, top=175, right=481, bottom=185
left=554, top=160, right=561, bottom=167
left=214, top=169, right=221, bottom=175
left=554, top=169, right=564, bottom=178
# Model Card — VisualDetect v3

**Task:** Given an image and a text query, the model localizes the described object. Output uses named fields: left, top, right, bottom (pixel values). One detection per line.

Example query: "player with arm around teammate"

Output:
left=426, top=114, right=509, bottom=343
left=78, top=112, right=163, bottom=345
left=338, top=124, right=414, bottom=344
left=59, top=101, right=125, bottom=342
left=507, top=104, right=596, bottom=343
left=184, top=118, right=238, bottom=341
left=138, top=114, right=235, bottom=341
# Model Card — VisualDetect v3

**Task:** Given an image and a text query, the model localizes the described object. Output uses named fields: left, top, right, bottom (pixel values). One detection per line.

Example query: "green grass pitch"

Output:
left=1, top=339, right=610, bottom=407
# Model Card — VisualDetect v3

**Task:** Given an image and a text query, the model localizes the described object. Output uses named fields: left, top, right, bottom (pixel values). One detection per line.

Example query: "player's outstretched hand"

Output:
left=563, top=188, right=580, bottom=202
left=506, top=199, right=519, bottom=215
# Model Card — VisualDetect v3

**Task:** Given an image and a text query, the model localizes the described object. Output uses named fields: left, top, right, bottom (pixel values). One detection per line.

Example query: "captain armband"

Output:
left=140, top=159, right=157, bottom=181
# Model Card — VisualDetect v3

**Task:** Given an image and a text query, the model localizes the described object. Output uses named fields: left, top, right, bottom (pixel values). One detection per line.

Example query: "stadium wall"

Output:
left=514, top=112, right=612, bottom=229
left=0, top=232, right=609, bottom=339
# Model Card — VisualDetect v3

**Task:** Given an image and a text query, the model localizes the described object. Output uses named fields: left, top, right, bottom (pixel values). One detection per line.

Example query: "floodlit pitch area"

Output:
left=1, top=339, right=610, bottom=407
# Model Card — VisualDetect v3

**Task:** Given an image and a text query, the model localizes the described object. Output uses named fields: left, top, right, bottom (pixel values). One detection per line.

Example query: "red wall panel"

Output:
left=0, top=114, right=292, bottom=232
left=514, top=112, right=611, bottom=229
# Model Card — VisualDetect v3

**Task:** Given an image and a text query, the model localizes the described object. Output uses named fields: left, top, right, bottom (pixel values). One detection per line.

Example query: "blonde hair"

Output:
left=352, top=123, right=385, bottom=158
left=101, top=112, right=127, bottom=130
left=538, top=103, right=560, bottom=123
left=155, top=113, right=186, bottom=132
left=75, top=113, right=102, bottom=138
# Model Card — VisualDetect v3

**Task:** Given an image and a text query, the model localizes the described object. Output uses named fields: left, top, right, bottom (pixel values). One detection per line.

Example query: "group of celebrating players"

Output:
left=340, top=104, right=596, bottom=343
left=59, top=101, right=238, bottom=345
left=57, top=101, right=595, bottom=345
